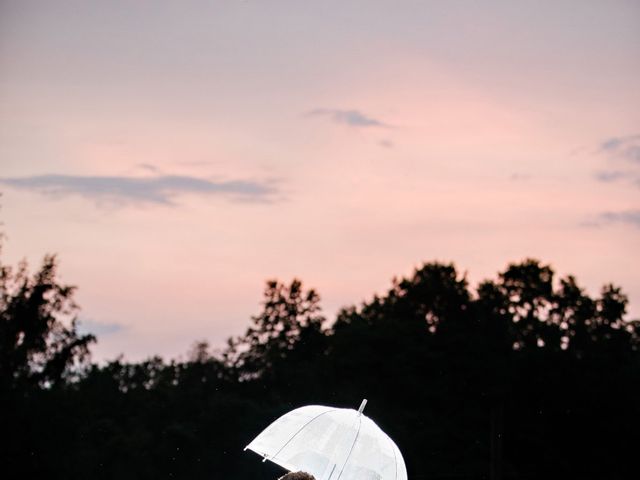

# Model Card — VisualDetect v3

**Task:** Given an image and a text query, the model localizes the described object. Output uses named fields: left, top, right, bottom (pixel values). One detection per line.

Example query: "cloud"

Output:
left=378, top=139, right=395, bottom=149
left=594, top=135, right=640, bottom=187
left=510, top=173, right=532, bottom=182
left=0, top=174, right=277, bottom=206
left=599, top=134, right=640, bottom=163
left=594, top=170, right=629, bottom=183
left=78, top=319, right=125, bottom=336
left=595, top=210, right=640, bottom=228
left=136, top=163, right=160, bottom=173
left=306, top=108, right=389, bottom=128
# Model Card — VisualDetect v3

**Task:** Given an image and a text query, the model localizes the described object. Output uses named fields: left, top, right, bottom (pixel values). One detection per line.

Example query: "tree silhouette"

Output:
left=0, top=244, right=96, bottom=479
left=0, top=251, right=95, bottom=392
left=225, top=279, right=326, bottom=382
left=2, top=255, right=639, bottom=480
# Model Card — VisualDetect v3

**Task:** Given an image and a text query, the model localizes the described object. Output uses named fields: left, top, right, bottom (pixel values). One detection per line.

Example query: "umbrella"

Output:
left=244, top=399, right=407, bottom=480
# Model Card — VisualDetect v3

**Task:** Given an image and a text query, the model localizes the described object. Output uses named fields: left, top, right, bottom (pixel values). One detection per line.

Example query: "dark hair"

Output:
left=278, top=472, right=316, bottom=480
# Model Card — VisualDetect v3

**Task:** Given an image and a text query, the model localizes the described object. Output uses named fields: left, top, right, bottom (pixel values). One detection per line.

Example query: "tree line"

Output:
left=1, top=247, right=639, bottom=479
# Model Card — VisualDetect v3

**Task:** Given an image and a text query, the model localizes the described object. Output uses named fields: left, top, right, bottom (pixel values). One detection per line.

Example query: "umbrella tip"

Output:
left=358, top=398, right=368, bottom=415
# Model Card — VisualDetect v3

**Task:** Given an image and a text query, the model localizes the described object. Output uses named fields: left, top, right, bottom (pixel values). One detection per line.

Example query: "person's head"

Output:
left=278, top=472, right=316, bottom=480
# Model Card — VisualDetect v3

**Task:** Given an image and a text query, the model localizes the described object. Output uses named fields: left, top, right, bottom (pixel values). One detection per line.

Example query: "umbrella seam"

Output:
left=334, top=415, right=362, bottom=480
left=269, top=409, right=336, bottom=465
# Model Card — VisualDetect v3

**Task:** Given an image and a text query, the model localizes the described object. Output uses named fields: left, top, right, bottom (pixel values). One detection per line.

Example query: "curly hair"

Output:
left=278, top=472, right=316, bottom=480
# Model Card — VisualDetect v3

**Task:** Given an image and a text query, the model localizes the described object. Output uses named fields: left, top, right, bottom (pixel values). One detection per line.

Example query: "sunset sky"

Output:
left=1, top=1, right=639, bottom=361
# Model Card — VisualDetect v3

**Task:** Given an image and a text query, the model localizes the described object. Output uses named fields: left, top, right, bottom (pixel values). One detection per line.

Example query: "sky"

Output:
left=1, top=0, right=639, bottom=361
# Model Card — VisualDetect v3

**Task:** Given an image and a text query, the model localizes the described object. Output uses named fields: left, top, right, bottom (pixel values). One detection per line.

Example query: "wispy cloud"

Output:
left=599, top=134, right=640, bottom=163
left=78, top=319, right=125, bottom=336
left=306, top=108, right=390, bottom=128
left=0, top=174, right=277, bottom=206
left=594, top=210, right=640, bottom=228
left=136, top=163, right=160, bottom=173
left=594, top=170, right=629, bottom=183
left=510, top=173, right=532, bottom=182
left=594, top=135, right=640, bottom=187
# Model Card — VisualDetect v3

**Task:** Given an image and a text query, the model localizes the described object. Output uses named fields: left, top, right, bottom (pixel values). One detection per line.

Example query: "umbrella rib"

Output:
left=334, top=415, right=362, bottom=480
left=269, top=409, right=335, bottom=464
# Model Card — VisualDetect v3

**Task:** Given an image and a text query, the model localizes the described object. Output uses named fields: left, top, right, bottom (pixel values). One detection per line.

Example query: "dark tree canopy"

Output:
left=0, top=252, right=95, bottom=392
left=225, top=279, right=326, bottom=381
left=2, top=253, right=639, bottom=480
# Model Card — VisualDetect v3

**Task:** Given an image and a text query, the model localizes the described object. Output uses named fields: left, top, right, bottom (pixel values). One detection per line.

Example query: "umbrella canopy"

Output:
left=245, top=400, right=407, bottom=480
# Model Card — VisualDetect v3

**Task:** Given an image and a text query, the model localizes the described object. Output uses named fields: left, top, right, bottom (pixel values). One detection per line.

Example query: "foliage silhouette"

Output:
left=0, top=251, right=95, bottom=392
left=1, top=249, right=639, bottom=480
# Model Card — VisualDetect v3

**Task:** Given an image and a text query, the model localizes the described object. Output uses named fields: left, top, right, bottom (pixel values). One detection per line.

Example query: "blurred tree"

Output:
left=2, top=254, right=639, bottom=480
left=0, top=240, right=96, bottom=479
left=225, top=279, right=326, bottom=382
left=0, top=249, right=95, bottom=392
left=323, top=259, right=640, bottom=479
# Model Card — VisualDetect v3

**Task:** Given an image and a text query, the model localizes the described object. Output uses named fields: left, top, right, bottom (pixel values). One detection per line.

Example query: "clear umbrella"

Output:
left=244, top=399, right=407, bottom=480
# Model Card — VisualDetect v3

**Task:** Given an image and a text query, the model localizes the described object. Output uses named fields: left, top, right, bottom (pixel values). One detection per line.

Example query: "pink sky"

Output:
left=1, top=1, right=639, bottom=361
